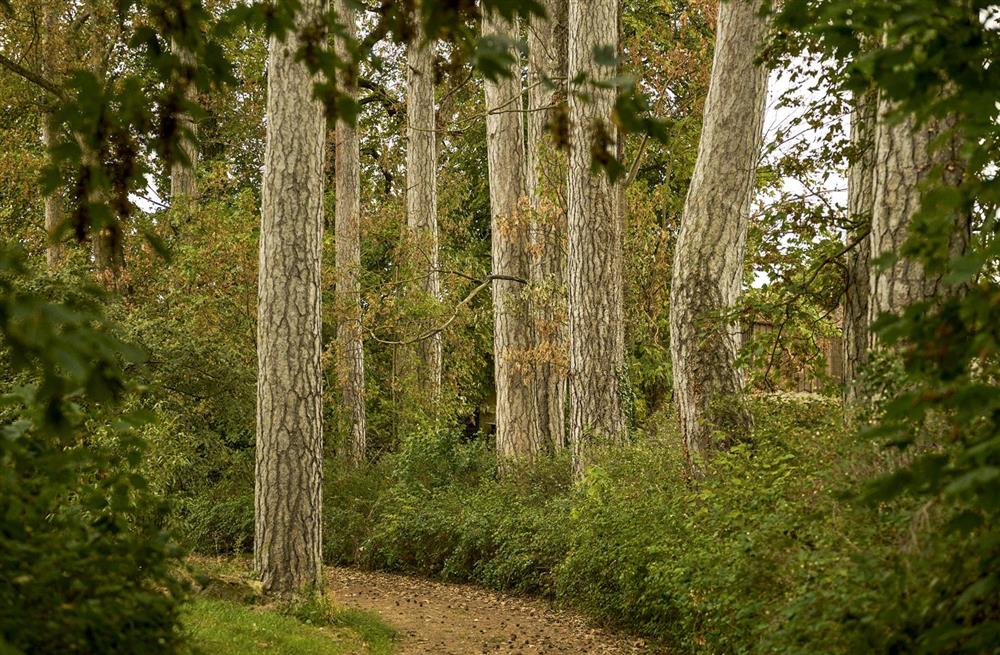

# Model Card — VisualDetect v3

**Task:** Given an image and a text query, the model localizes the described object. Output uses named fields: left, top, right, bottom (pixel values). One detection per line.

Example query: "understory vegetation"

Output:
left=179, top=393, right=994, bottom=654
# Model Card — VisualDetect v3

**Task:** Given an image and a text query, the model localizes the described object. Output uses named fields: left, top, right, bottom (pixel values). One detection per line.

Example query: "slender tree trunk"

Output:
left=91, top=222, right=124, bottom=281
left=86, top=148, right=124, bottom=284
left=567, top=0, right=624, bottom=476
left=842, top=89, right=876, bottom=400
left=484, top=10, right=541, bottom=461
left=405, top=3, right=443, bottom=395
left=867, top=109, right=967, bottom=331
left=40, top=6, right=62, bottom=270
left=668, top=0, right=768, bottom=462
left=255, top=1, right=326, bottom=595
left=87, top=22, right=124, bottom=284
left=170, top=38, right=199, bottom=204
left=42, top=118, right=62, bottom=270
left=334, top=0, right=366, bottom=465
left=527, top=0, right=569, bottom=452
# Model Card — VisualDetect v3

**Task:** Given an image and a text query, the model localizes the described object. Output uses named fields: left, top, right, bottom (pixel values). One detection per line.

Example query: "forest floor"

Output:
left=326, top=566, right=651, bottom=655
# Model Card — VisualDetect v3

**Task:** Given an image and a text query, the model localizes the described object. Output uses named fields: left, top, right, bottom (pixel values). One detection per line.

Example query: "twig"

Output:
left=624, top=134, right=650, bottom=187
left=439, top=69, right=474, bottom=108
left=368, top=274, right=526, bottom=346
left=134, top=193, right=170, bottom=210
left=758, top=228, right=871, bottom=388
left=760, top=301, right=792, bottom=391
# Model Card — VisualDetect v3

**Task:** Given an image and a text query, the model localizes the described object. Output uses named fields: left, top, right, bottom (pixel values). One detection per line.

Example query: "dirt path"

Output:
left=327, top=567, right=649, bottom=655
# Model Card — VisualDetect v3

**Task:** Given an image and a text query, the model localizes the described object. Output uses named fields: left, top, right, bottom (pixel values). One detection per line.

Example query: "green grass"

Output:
left=322, top=608, right=397, bottom=654
left=184, top=598, right=396, bottom=655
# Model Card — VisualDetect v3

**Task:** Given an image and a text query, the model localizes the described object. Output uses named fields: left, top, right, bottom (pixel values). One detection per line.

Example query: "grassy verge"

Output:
left=184, top=598, right=366, bottom=655
left=183, top=558, right=396, bottom=655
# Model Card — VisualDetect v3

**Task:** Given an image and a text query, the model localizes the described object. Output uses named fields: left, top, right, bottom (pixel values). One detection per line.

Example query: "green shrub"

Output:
left=0, top=423, right=187, bottom=654
left=0, top=251, right=186, bottom=654
left=320, top=393, right=998, bottom=654
left=179, top=451, right=255, bottom=554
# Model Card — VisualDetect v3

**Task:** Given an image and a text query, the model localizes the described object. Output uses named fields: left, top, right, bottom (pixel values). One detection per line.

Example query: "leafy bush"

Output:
left=178, top=449, right=255, bottom=554
left=320, top=393, right=998, bottom=654
left=0, top=251, right=186, bottom=654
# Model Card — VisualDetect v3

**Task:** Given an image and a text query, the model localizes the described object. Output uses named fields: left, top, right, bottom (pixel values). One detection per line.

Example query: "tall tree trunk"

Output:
left=334, top=0, right=366, bottom=465
left=87, top=165, right=124, bottom=283
left=42, top=118, right=62, bottom=270
left=527, top=0, right=568, bottom=452
left=91, top=222, right=124, bottom=283
left=405, top=3, right=443, bottom=396
left=842, top=89, right=876, bottom=401
left=668, top=0, right=768, bottom=462
left=567, top=0, right=624, bottom=476
left=170, top=38, right=199, bottom=204
left=40, top=5, right=62, bottom=270
left=86, top=156, right=124, bottom=284
left=484, top=10, right=541, bottom=461
left=87, top=20, right=124, bottom=285
left=867, top=109, right=967, bottom=331
left=255, top=1, right=326, bottom=595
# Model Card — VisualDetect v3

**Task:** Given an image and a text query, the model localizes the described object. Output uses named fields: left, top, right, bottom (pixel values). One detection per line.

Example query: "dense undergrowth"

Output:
left=181, top=393, right=996, bottom=654
left=0, top=254, right=188, bottom=655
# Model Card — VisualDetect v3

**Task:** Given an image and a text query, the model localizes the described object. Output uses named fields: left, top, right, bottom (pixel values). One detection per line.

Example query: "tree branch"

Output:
left=624, top=133, right=650, bottom=187
left=0, top=52, right=63, bottom=98
left=368, top=274, right=526, bottom=346
left=757, top=228, right=872, bottom=389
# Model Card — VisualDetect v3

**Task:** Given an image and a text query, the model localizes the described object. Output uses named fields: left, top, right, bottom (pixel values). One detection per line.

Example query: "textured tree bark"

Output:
left=842, top=90, right=876, bottom=401
left=867, top=108, right=967, bottom=332
left=255, top=0, right=325, bottom=595
left=567, top=0, right=625, bottom=476
left=483, top=10, right=542, bottom=461
left=668, top=0, right=767, bottom=461
left=40, top=6, right=62, bottom=271
left=170, top=38, right=199, bottom=204
left=334, top=0, right=366, bottom=466
left=86, top=144, right=123, bottom=284
left=91, top=223, right=124, bottom=283
left=405, top=3, right=443, bottom=395
left=527, top=0, right=568, bottom=452
left=41, top=118, right=62, bottom=270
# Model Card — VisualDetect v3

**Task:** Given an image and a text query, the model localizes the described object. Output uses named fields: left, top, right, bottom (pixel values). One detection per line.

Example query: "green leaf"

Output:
left=592, top=45, right=618, bottom=68
left=944, top=467, right=999, bottom=498
left=141, top=229, right=172, bottom=263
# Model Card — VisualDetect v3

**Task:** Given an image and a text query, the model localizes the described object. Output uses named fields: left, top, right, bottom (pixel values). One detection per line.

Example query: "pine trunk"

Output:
left=842, top=90, right=876, bottom=400
left=867, top=109, right=967, bottom=330
left=668, top=0, right=767, bottom=461
left=334, top=0, right=366, bottom=465
left=484, top=10, right=541, bottom=461
left=41, top=118, right=62, bottom=270
left=527, top=0, right=569, bottom=452
left=255, top=1, right=326, bottom=595
left=567, top=0, right=625, bottom=476
left=170, top=39, right=199, bottom=204
left=87, top=28, right=124, bottom=286
left=41, top=6, right=62, bottom=270
left=405, top=6, right=443, bottom=395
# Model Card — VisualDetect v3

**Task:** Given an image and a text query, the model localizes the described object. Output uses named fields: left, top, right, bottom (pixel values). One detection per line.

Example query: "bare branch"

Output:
left=624, top=134, right=650, bottom=187
left=367, top=274, right=526, bottom=346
